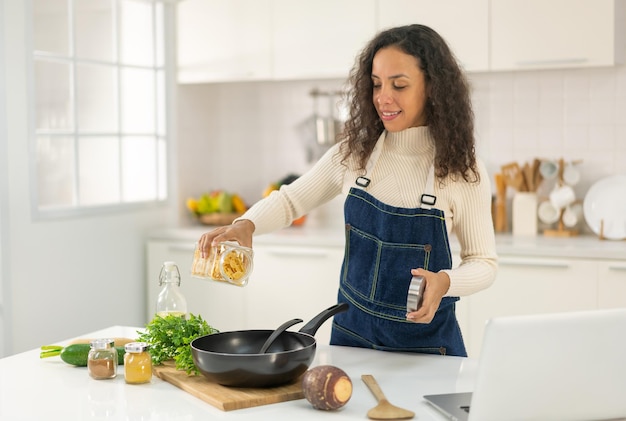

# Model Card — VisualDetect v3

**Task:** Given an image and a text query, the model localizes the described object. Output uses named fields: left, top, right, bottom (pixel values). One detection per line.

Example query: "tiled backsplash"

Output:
left=177, top=65, right=626, bottom=227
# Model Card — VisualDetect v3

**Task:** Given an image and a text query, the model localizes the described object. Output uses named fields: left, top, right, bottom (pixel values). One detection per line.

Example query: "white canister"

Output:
left=512, top=192, right=538, bottom=236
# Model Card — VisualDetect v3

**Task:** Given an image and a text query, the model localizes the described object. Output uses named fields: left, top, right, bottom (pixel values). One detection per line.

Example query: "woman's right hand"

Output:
left=198, top=219, right=255, bottom=257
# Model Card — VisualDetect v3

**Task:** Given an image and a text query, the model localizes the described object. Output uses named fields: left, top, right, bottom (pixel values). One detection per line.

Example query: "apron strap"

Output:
left=350, top=133, right=385, bottom=190
left=420, top=165, right=437, bottom=210
left=346, top=131, right=438, bottom=209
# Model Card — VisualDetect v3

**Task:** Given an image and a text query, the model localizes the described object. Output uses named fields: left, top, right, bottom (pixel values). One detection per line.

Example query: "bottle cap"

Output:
left=124, top=342, right=150, bottom=353
left=90, top=338, right=115, bottom=349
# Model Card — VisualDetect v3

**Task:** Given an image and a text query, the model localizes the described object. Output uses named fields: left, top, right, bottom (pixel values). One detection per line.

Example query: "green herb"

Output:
left=137, top=313, right=219, bottom=375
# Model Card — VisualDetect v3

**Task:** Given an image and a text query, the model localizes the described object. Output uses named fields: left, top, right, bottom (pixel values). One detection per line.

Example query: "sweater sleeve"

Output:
left=442, top=159, right=498, bottom=297
left=237, top=144, right=346, bottom=236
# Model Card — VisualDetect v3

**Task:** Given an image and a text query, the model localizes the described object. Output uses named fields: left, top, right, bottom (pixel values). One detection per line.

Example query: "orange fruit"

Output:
left=186, top=197, right=199, bottom=213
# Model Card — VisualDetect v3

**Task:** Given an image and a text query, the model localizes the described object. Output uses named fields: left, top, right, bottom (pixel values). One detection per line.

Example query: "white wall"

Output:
left=1, top=0, right=178, bottom=356
left=0, top=0, right=9, bottom=357
left=176, top=66, right=626, bottom=231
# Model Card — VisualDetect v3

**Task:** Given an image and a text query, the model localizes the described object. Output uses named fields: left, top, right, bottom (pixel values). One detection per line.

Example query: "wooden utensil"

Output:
left=532, top=158, right=543, bottom=189
left=522, top=162, right=535, bottom=192
left=494, top=173, right=507, bottom=232
left=362, top=374, right=415, bottom=420
left=501, top=162, right=525, bottom=191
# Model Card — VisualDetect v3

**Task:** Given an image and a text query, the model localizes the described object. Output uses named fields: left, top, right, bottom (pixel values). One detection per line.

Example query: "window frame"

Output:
left=28, top=0, right=175, bottom=220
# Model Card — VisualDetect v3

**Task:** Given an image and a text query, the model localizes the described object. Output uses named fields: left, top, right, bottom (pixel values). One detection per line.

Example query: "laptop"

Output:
left=424, top=308, right=626, bottom=421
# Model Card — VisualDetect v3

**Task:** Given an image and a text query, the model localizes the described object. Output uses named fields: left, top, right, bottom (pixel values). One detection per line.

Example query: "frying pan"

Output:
left=191, top=303, right=348, bottom=387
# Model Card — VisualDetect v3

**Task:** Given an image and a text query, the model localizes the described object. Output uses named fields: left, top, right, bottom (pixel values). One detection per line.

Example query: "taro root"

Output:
left=302, top=365, right=353, bottom=410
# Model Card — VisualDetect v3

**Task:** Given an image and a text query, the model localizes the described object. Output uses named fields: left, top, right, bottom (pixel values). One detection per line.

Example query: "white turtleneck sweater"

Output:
left=240, top=127, right=497, bottom=297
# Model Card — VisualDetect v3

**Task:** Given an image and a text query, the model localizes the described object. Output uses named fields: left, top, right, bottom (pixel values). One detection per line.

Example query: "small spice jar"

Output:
left=124, top=342, right=152, bottom=384
left=191, top=241, right=254, bottom=287
left=88, top=339, right=118, bottom=380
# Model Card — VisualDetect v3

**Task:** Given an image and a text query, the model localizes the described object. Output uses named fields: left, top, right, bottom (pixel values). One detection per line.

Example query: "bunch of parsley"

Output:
left=137, top=313, right=219, bottom=375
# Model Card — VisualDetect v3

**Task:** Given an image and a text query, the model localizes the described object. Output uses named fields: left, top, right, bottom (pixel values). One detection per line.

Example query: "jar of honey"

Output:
left=123, top=342, right=152, bottom=384
left=191, top=241, right=254, bottom=287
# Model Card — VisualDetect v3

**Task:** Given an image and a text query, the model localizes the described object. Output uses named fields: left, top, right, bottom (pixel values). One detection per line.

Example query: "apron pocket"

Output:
left=343, top=225, right=430, bottom=310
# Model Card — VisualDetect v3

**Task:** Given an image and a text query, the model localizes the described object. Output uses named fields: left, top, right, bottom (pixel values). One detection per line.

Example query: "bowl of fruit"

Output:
left=186, top=190, right=248, bottom=225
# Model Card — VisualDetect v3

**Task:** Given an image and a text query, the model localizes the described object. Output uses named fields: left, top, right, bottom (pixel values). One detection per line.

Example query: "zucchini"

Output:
left=41, top=343, right=126, bottom=366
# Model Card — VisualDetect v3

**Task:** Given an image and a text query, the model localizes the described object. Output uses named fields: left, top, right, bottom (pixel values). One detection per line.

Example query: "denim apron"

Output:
left=330, top=133, right=466, bottom=357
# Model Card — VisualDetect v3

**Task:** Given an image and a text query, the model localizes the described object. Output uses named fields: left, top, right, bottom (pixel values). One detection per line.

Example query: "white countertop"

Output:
left=149, top=225, right=626, bottom=260
left=0, top=326, right=477, bottom=421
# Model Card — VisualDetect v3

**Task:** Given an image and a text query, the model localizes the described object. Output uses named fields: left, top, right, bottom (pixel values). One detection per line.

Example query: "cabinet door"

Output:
left=598, top=260, right=626, bottom=309
left=177, top=0, right=272, bottom=83
left=491, top=0, right=624, bottom=71
left=146, top=241, right=247, bottom=332
left=377, top=0, right=489, bottom=72
left=464, top=256, right=597, bottom=358
left=272, top=0, right=377, bottom=80
left=243, top=244, right=344, bottom=344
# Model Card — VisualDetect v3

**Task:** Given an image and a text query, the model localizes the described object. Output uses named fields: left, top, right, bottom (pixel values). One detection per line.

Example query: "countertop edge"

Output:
left=147, top=226, right=626, bottom=261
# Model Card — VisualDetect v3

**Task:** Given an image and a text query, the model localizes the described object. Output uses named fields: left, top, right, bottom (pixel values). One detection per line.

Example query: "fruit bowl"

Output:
left=187, top=190, right=247, bottom=225
left=198, top=213, right=243, bottom=226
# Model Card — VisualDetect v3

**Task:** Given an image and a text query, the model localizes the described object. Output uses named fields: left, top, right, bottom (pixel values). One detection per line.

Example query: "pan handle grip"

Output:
left=298, top=303, right=349, bottom=336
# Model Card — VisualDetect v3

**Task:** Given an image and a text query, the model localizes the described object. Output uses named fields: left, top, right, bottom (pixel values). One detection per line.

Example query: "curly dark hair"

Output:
left=340, top=24, right=478, bottom=183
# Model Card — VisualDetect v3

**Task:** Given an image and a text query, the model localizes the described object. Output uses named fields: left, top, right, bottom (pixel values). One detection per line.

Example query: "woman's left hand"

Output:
left=406, top=268, right=451, bottom=323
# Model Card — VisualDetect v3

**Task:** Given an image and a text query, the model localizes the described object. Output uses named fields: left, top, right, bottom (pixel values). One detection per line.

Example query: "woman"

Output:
left=198, top=24, right=497, bottom=357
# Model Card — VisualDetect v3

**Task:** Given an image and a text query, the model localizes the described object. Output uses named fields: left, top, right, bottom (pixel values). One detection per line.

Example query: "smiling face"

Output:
left=371, top=46, right=428, bottom=132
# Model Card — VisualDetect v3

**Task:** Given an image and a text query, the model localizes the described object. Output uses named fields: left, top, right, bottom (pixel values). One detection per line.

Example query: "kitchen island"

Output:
left=0, top=326, right=477, bottom=420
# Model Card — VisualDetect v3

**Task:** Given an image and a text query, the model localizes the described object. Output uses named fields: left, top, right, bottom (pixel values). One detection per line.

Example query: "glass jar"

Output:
left=156, top=261, right=187, bottom=318
left=191, top=241, right=254, bottom=287
left=88, top=339, right=118, bottom=380
left=124, top=342, right=152, bottom=384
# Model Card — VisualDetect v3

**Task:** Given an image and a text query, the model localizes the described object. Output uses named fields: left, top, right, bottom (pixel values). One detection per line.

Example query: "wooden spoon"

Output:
left=362, top=374, right=415, bottom=420
left=501, top=162, right=524, bottom=191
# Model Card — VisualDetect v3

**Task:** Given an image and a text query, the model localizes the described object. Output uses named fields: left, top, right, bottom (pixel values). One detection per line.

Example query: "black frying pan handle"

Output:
left=298, top=303, right=349, bottom=336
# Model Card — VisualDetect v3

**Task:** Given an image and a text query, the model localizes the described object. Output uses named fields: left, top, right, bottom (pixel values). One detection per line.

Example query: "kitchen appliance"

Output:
left=423, top=308, right=626, bottom=421
left=299, top=88, right=344, bottom=162
left=190, top=303, right=348, bottom=387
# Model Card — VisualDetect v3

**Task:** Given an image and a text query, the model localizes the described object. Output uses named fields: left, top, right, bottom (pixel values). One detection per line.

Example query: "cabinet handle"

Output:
left=608, top=265, right=626, bottom=272
left=516, top=58, right=588, bottom=66
left=498, top=257, right=571, bottom=269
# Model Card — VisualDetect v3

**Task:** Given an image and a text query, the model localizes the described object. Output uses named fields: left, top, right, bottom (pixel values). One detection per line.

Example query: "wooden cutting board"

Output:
left=153, top=361, right=304, bottom=411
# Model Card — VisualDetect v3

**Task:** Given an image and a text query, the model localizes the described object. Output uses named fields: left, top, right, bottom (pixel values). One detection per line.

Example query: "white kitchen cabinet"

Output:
left=463, top=255, right=598, bottom=357
left=146, top=240, right=248, bottom=332
left=271, top=0, right=376, bottom=80
left=597, top=260, right=626, bottom=309
left=490, top=0, right=626, bottom=71
left=176, top=0, right=272, bottom=83
left=243, top=244, right=344, bottom=344
left=376, top=0, right=489, bottom=72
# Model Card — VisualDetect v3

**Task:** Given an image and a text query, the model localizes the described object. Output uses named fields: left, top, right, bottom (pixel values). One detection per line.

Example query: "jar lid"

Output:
left=124, top=342, right=150, bottom=353
left=218, top=242, right=254, bottom=283
left=90, top=338, right=115, bottom=349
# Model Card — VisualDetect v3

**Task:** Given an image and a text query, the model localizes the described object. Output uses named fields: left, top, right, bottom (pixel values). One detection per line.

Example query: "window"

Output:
left=32, top=0, right=168, bottom=216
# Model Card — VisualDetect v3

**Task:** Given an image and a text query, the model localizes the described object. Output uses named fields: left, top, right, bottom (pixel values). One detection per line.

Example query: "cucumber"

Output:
left=40, top=343, right=126, bottom=366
